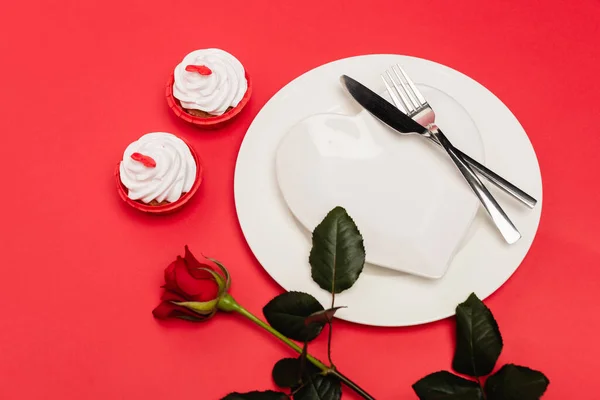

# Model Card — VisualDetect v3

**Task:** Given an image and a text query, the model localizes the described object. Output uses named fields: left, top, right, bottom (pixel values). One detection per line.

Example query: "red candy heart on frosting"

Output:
left=185, top=65, right=212, bottom=76
left=131, top=152, right=156, bottom=168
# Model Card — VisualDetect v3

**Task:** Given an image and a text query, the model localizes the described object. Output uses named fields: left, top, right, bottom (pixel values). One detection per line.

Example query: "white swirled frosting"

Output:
left=173, top=48, right=247, bottom=116
left=119, top=132, right=197, bottom=204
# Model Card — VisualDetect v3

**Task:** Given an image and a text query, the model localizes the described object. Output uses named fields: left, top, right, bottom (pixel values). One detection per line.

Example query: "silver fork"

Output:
left=382, top=64, right=537, bottom=209
left=382, top=65, right=521, bottom=244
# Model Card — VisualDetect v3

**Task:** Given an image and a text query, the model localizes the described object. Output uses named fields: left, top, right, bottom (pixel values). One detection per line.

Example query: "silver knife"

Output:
left=339, top=75, right=521, bottom=244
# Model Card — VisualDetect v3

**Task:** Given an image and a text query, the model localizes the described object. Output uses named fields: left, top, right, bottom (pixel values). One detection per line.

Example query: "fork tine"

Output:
left=392, top=65, right=420, bottom=109
left=397, top=65, right=427, bottom=105
left=386, top=70, right=414, bottom=113
left=381, top=75, right=407, bottom=114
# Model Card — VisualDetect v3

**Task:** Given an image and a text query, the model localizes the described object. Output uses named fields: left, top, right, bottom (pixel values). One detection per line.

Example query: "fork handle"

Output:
left=431, top=129, right=521, bottom=244
left=427, top=136, right=537, bottom=209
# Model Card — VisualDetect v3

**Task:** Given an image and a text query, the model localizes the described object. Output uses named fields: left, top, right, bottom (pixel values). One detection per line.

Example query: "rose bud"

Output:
left=152, top=246, right=231, bottom=321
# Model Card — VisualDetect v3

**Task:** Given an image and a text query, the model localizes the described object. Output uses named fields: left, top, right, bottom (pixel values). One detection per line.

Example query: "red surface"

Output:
left=0, top=0, right=598, bottom=398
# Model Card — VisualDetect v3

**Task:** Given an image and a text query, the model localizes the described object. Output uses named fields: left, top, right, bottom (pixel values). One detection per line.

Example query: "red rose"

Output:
left=152, top=246, right=228, bottom=321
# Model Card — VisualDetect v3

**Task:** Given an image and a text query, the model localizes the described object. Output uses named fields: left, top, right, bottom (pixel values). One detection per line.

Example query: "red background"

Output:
left=0, top=0, right=598, bottom=398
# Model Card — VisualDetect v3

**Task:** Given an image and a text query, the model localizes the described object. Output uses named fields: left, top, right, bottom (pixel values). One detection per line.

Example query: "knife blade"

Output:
left=340, top=74, right=428, bottom=134
left=339, top=74, right=521, bottom=244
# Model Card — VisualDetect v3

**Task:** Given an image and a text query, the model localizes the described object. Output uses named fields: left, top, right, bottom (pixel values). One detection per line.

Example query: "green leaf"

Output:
left=304, top=307, right=346, bottom=325
left=263, top=292, right=325, bottom=342
left=222, top=390, right=289, bottom=399
left=412, top=371, right=483, bottom=400
left=309, top=206, right=365, bottom=294
left=484, top=364, right=549, bottom=400
left=293, top=374, right=341, bottom=400
left=452, top=293, right=503, bottom=377
left=272, top=358, right=302, bottom=388
left=272, top=342, right=320, bottom=389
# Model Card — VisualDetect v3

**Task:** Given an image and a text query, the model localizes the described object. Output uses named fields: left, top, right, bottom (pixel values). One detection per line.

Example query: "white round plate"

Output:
left=234, top=54, right=542, bottom=327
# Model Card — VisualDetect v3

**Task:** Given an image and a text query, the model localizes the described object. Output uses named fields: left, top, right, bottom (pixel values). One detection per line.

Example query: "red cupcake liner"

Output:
left=115, top=137, right=203, bottom=214
left=166, top=70, right=252, bottom=129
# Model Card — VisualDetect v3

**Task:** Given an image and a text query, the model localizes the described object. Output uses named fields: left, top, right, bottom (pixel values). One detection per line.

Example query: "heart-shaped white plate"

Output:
left=234, top=54, right=542, bottom=327
left=274, top=83, right=485, bottom=278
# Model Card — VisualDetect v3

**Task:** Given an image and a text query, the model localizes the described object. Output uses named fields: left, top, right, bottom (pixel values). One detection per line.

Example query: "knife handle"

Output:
left=431, top=129, right=521, bottom=244
left=427, top=136, right=537, bottom=209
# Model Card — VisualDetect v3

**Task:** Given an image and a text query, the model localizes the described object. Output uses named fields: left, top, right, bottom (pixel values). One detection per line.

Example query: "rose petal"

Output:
left=151, top=301, right=180, bottom=319
left=152, top=301, right=206, bottom=322
left=162, top=257, right=188, bottom=297
left=182, top=246, right=221, bottom=300
left=161, top=290, right=186, bottom=302
left=162, top=260, right=179, bottom=292
left=184, top=246, right=214, bottom=276
left=184, top=245, right=200, bottom=265
left=174, top=256, right=208, bottom=298
left=187, top=268, right=214, bottom=280
left=190, top=282, right=219, bottom=302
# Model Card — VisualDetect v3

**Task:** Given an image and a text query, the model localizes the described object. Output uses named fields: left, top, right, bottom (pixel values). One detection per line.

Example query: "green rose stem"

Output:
left=218, top=293, right=375, bottom=400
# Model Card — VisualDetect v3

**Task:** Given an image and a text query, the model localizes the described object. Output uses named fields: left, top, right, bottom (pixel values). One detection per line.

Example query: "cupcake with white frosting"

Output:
left=116, top=132, right=202, bottom=213
left=166, top=48, right=252, bottom=127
